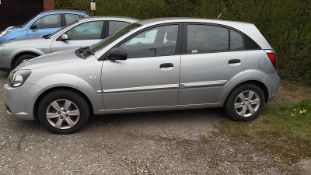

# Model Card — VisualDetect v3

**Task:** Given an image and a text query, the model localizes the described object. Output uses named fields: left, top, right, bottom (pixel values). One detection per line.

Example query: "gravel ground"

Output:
left=0, top=72, right=304, bottom=175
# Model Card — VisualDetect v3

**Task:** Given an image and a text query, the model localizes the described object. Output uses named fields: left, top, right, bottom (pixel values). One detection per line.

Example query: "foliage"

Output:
left=221, top=99, right=311, bottom=140
left=55, top=0, right=311, bottom=82
left=219, top=99, right=311, bottom=163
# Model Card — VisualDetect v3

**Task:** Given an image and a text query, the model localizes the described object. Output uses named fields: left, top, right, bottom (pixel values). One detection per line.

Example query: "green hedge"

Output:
left=56, top=0, right=311, bottom=83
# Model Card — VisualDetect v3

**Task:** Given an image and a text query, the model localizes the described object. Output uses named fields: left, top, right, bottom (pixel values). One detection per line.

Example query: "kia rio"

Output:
left=4, top=18, right=280, bottom=134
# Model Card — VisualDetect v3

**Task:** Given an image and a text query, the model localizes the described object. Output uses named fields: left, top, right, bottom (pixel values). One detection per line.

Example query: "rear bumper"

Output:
left=4, top=83, right=41, bottom=120
left=265, top=72, right=281, bottom=102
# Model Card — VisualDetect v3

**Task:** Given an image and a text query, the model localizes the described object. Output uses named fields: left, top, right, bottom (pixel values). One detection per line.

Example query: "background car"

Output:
left=0, top=17, right=138, bottom=71
left=4, top=18, right=280, bottom=134
left=0, top=10, right=89, bottom=44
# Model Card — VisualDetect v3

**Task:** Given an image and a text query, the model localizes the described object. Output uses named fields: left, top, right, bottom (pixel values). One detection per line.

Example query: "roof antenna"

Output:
left=217, top=8, right=226, bottom=19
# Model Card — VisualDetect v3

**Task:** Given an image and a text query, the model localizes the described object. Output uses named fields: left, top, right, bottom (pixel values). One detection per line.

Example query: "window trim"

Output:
left=181, top=22, right=261, bottom=55
left=109, top=22, right=183, bottom=59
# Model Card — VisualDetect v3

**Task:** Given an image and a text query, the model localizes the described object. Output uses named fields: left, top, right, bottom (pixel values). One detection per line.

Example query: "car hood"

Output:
left=18, top=49, right=83, bottom=70
left=4, top=37, right=50, bottom=46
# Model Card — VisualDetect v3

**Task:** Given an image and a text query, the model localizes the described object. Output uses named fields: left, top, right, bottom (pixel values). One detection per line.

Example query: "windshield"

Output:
left=88, top=23, right=141, bottom=54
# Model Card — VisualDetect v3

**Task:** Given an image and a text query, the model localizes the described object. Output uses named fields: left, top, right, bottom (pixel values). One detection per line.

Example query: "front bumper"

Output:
left=4, top=83, right=41, bottom=120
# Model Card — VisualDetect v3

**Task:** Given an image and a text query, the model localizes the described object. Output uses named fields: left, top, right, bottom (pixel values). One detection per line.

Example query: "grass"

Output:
left=219, top=99, right=311, bottom=163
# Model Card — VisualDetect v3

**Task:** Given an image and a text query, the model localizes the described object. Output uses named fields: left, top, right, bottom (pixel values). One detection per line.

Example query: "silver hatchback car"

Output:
left=4, top=18, right=280, bottom=134
left=0, top=17, right=137, bottom=71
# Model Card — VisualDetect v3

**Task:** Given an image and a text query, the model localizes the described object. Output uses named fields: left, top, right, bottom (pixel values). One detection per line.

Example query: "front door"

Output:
left=101, top=24, right=181, bottom=111
left=179, top=24, right=247, bottom=105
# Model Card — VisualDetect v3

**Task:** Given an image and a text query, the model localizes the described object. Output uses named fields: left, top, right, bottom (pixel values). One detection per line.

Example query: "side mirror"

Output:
left=30, top=25, right=37, bottom=30
left=60, top=34, right=69, bottom=41
left=107, top=47, right=127, bottom=61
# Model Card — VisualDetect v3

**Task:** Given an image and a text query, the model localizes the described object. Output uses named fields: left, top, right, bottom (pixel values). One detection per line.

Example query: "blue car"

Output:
left=0, top=10, right=89, bottom=44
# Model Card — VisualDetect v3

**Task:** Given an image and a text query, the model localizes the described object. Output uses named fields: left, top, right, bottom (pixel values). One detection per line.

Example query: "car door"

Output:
left=179, top=23, right=246, bottom=105
left=27, top=14, right=62, bottom=38
left=50, top=21, right=105, bottom=52
left=101, top=24, right=182, bottom=111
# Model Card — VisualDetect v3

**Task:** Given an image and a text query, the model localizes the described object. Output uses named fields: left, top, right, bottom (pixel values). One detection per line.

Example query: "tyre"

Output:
left=224, top=84, right=265, bottom=121
left=13, top=54, right=37, bottom=69
left=37, top=90, right=90, bottom=134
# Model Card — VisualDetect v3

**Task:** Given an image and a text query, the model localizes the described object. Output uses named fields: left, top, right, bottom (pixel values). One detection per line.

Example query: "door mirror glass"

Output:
left=107, top=47, right=127, bottom=61
left=60, top=34, right=69, bottom=41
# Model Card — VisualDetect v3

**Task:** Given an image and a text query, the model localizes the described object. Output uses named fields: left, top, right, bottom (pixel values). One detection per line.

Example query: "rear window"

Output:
left=187, top=25, right=229, bottom=54
left=230, top=30, right=244, bottom=51
left=65, top=14, right=81, bottom=26
left=108, top=21, right=130, bottom=36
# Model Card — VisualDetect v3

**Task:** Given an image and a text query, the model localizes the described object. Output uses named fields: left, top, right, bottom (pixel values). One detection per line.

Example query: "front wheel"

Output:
left=37, top=90, right=90, bottom=134
left=224, top=84, right=265, bottom=121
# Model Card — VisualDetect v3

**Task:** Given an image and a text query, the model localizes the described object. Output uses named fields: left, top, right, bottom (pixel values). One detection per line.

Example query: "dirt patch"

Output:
left=271, top=81, right=311, bottom=106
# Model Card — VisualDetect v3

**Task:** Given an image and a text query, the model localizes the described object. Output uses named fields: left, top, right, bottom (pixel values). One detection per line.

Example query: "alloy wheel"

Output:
left=46, top=99, right=80, bottom=130
left=234, top=90, right=261, bottom=117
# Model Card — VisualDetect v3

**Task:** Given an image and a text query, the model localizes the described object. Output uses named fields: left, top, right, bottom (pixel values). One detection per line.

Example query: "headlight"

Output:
left=8, top=69, right=31, bottom=87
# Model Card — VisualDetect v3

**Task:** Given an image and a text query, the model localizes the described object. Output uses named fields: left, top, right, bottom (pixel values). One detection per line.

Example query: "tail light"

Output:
left=265, top=50, right=277, bottom=68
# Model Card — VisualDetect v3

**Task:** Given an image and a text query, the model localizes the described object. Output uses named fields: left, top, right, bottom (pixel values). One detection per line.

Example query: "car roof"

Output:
left=138, top=17, right=251, bottom=26
left=137, top=17, right=272, bottom=49
left=79, top=16, right=139, bottom=23
left=40, top=9, right=88, bottom=16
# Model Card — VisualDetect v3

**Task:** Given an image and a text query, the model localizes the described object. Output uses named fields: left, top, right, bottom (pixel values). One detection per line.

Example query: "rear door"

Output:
left=179, top=23, right=246, bottom=105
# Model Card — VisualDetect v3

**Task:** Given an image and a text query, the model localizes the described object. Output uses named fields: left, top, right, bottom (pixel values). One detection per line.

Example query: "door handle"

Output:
left=160, top=63, right=174, bottom=69
left=228, top=59, right=241, bottom=64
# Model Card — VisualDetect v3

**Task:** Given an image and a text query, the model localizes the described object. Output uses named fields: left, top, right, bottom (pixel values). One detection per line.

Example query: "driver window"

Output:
left=66, top=21, right=104, bottom=40
left=33, top=14, right=62, bottom=29
left=120, top=25, right=178, bottom=58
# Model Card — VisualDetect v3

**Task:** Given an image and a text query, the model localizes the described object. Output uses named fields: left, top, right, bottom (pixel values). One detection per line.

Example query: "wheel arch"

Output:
left=33, top=86, right=94, bottom=121
left=11, top=51, right=41, bottom=69
left=224, top=80, right=269, bottom=105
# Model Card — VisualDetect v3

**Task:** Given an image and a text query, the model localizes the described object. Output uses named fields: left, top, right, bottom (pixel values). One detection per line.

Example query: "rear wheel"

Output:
left=37, top=90, right=90, bottom=134
left=224, top=84, right=265, bottom=121
left=13, top=54, right=37, bottom=69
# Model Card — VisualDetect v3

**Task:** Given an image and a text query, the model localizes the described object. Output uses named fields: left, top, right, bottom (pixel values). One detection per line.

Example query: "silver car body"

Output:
left=4, top=18, right=280, bottom=120
left=0, top=17, right=138, bottom=71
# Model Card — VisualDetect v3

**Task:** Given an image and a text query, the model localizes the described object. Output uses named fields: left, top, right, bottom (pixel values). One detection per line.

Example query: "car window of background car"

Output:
left=230, top=30, right=244, bottom=51
left=88, top=23, right=141, bottom=54
left=120, top=25, right=178, bottom=58
left=65, top=14, right=81, bottom=26
left=33, top=14, right=62, bottom=29
left=187, top=25, right=229, bottom=54
left=108, top=21, right=130, bottom=36
left=66, top=21, right=104, bottom=40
